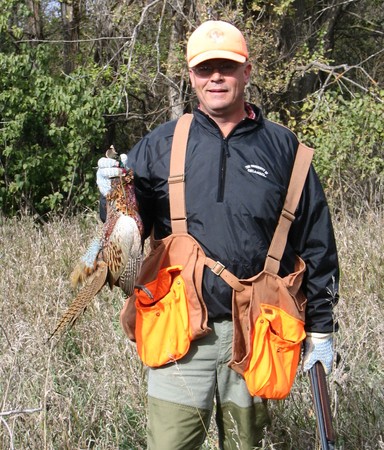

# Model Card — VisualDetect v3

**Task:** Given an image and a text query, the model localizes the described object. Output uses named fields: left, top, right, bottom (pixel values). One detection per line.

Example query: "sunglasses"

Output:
left=191, top=62, right=244, bottom=77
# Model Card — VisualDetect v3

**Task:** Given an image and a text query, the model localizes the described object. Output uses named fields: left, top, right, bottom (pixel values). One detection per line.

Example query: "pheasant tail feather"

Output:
left=48, top=263, right=108, bottom=342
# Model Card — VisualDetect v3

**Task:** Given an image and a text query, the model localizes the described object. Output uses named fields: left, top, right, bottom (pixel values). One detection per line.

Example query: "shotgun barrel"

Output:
left=309, top=361, right=336, bottom=450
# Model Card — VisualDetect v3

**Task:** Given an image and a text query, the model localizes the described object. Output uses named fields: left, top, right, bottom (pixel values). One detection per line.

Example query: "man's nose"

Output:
left=210, top=68, right=224, bottom=79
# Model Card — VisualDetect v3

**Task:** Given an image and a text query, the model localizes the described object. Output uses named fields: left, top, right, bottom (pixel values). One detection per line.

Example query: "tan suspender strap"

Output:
left=169, top=113, right=193, bottom=234
left=264, top=143, right=314, bottom=274
left=168, top=113, right=243, bottom=292
left=205, top=257, right=245, bottom=292
left=168, top=114, right=312, bottom=288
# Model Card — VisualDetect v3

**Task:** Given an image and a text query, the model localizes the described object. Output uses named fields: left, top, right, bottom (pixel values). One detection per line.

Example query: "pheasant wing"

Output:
left=118, top=254, right=143, bottom=296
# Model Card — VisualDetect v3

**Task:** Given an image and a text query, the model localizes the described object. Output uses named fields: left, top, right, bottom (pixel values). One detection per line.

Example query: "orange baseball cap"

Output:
left=187, top=21, right=249, bottom=68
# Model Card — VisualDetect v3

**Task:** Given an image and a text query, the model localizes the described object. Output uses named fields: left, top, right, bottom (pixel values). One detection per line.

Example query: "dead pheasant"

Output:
left=48, top=157, right=143, bottom=341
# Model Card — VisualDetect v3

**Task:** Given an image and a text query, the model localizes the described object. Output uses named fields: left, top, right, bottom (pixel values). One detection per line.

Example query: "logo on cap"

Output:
left=208, top=29, right=224, bottom=43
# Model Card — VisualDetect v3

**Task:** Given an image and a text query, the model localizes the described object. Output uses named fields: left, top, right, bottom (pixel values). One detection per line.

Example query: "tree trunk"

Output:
left=26, top=0, right=43, bottom=40
left=167, top=17, right=187, bottom=119
left=61, top=0, right=81, bottom=74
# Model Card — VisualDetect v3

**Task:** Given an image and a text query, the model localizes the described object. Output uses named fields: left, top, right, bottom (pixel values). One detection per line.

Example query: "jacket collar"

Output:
left=193, top=103, right=263, bottom=136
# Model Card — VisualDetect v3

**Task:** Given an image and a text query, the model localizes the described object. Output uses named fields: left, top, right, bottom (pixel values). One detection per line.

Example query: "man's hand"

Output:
left=303, top=332, right=334, bottom=375
left=96, top=157, right=125, bottom=196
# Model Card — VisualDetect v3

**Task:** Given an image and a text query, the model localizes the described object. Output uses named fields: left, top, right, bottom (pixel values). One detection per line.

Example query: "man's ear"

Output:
left=189, top=69, right=196, bottom=89
left=244, top=62, right=252, bottom=84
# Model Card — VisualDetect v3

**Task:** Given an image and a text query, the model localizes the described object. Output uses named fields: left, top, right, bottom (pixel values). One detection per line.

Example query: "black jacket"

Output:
left=104, top=105, right=339, bottom=333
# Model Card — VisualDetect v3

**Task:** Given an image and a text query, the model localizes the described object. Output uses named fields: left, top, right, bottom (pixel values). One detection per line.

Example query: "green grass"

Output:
left=0, top=210, right=383, bottom=449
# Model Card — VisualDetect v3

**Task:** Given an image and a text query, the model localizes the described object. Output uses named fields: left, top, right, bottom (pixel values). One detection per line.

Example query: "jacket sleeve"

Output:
left=290, top=165, right=339, bottom=333
left=126, top=136, right=157, bottom=241
left=99, top=194, right=107, bottom=223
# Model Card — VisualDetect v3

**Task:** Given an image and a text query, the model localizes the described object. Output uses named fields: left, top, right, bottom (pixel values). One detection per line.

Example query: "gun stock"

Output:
left=309, top=362, right=336, bottom=450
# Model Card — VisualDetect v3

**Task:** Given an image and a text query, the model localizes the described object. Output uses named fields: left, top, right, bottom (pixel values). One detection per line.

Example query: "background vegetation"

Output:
left=1, top=213, right=383, bottom=449
left=0, top=0, right=383, bottom=217
left=1, top=1, right=383, bottom=449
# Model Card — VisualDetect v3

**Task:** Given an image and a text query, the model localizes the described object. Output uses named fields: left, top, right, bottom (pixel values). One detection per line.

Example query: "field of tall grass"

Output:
left=0, top=210, right=383, bottom=449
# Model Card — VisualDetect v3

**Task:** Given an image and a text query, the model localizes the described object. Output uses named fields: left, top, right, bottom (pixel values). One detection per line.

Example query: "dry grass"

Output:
left=0, top=210, right=383, bottom=449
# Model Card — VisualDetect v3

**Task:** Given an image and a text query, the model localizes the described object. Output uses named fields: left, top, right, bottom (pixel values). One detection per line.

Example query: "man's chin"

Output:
left=203, top=104, right=231, bottom=117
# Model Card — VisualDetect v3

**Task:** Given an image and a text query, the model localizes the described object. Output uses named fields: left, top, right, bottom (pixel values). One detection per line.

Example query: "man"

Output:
left=97, top=20, right=339, bottom=450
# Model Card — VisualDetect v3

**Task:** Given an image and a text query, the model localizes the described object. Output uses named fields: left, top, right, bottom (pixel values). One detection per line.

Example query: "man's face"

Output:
left=189, top=58, right=251, bottom=120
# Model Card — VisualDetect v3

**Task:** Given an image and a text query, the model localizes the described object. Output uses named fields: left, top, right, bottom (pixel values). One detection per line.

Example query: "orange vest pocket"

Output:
left=244, top=304, right=306, bottom=399
left=134, top=265, right=191, bottom=367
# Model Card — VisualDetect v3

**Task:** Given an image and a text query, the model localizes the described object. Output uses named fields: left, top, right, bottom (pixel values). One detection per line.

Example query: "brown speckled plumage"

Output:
left=48, top=169, right=143, bottom=342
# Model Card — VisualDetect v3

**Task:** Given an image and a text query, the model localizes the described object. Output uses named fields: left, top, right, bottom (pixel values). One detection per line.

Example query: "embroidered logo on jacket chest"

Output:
left=245, top=164, right=269, bottom=178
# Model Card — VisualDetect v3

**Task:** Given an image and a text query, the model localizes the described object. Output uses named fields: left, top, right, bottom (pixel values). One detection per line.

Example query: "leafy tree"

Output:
left=0, top=0, right=383, bottom=217
left=0, top=45, right=113, bottom=215
left=292, top=91, right=384, bottom=213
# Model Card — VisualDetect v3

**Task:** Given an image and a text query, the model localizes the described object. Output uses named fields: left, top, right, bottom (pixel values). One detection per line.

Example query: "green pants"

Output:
left=146, top=319, right=270, bottom=449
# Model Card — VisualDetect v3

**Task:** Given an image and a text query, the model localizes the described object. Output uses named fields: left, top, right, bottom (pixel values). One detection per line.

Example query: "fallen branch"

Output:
left=0, top=407, right=42, bottom=417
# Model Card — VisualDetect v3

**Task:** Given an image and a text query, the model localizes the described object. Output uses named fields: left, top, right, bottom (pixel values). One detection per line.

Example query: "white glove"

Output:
left=96, top=156, right=125, bottom=196
left=303, top=332, right=334, bottom=375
